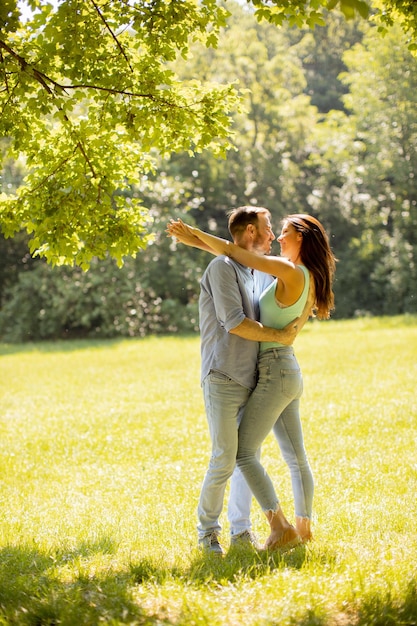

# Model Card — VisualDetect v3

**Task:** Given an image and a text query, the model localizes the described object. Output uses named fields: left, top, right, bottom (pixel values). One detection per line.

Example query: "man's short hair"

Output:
left=227, top=206, right=270, bottom=240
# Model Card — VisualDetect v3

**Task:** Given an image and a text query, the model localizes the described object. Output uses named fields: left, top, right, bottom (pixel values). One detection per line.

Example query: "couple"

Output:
left=167, top=207, right=336, bottom=555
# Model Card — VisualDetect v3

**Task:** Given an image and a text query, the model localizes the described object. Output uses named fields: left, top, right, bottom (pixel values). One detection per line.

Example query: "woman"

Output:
left=168, top=214, right=336, bottom=551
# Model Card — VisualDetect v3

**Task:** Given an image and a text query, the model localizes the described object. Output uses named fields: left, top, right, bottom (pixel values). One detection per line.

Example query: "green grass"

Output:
left=0, top=316, right=416, bottom=625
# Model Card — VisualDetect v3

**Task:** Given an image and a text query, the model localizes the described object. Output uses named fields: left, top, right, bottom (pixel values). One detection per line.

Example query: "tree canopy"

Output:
left=1, top=4, right=417, bottom=339
left=1, top=0, right=417, bottom=267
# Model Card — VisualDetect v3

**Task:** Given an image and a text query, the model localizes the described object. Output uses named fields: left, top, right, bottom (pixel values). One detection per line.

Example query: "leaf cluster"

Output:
left=0, top=0, right=238, bottom=267
left=250, top=0, right=369, bottom=29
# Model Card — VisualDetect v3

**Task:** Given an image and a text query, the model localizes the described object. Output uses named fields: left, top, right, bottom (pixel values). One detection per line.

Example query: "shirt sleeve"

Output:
left=204, top=258, right=247, bottom=332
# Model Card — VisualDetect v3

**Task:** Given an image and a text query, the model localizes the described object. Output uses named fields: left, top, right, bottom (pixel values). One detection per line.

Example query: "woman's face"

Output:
left=277, top=221, right=302, bottom=261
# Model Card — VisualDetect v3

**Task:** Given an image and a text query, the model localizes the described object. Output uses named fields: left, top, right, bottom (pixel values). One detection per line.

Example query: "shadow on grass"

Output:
left=129, top=542, right=310, bottom=588
left=182, top=542, right=309, bottom=584
left=1, top=540, right=417, bottom=626
left=356, top=581, right=417, bottom=626
left=131, top=544, right=417, bottom=626
left=0, top=540, right=145, bottom=625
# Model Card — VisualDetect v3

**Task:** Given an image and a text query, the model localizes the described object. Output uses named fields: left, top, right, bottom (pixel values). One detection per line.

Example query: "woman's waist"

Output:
left=260, top=345, right=295, bottom=357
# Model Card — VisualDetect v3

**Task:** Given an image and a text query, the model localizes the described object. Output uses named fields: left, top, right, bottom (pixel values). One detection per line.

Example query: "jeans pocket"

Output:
left=208, top=370, right=231, bottom=384
left=280, top=368, right=302, bottom=399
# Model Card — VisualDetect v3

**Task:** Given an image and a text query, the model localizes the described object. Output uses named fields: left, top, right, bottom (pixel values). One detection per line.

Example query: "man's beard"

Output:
left=253, top=234, right=271, bottom=255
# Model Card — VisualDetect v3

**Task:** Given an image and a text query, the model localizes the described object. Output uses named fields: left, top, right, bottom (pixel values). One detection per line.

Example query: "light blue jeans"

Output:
left=198, top=371, right=259, bottom=540
left=236, top=347, right=314, bottom=519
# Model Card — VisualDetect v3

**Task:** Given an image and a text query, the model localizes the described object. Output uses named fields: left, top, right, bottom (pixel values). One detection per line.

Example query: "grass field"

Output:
left=0, top=316, right=416, bottom=625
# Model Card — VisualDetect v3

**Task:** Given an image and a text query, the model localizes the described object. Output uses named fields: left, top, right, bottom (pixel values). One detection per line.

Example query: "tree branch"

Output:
left=89, top=0, right=134, bottom=72
left=76, top=140, right=97, bottom=178
left=0, top=39, right=188, bottom=107
left=23, top=147, right=78, bottom=195
left=0, top=39, right=66, bottom=95
left=0, top=38, right=214, bottom=117
left=0, top=48, right=10, bottom=94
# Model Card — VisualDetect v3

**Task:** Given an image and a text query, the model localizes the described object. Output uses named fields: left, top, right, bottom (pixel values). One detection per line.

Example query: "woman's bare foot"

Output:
left=295, top=516, right=313, bottom=543
left=263, top=524, right=301, bottom=552
left=263, top=506, right=301, bottom=552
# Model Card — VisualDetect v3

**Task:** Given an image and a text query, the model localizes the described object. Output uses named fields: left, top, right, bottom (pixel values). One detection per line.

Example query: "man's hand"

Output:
left=275, top=318, right=298, bottom=346
left=268, top=277, right=316, bottom=346
left=255, top=279, right=316, bottom=346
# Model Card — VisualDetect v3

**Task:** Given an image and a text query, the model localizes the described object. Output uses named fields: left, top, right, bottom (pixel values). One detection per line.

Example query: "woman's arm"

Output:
left=166, top=220, right=219, bottom=255
left=167, top=219, right=296, bottom=279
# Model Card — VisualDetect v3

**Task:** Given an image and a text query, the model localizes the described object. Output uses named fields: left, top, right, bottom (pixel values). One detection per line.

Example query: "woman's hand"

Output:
left=166, top=219, right=197, bottom=246
left=166, top=219, right=216, bottom=254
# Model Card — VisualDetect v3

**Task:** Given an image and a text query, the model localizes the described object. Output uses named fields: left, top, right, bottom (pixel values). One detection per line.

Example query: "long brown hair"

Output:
left=285, top=214, right=336, bottom=320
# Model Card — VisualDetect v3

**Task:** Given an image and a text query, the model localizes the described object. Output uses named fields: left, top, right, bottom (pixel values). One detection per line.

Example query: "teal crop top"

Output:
left=259, top=265, right=310, bottom=352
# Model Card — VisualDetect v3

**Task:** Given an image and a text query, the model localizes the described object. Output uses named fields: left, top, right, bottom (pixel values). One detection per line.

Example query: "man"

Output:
left=185, top=207, right=302, bottom=554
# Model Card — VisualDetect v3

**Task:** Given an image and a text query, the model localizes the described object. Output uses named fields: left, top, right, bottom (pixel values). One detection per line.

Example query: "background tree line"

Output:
left=1, top=2, right=416, bottom=341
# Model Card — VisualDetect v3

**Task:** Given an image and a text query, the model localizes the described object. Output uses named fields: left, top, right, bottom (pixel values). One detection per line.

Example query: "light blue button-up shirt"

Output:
left=199, top=255, right=272, bottom=390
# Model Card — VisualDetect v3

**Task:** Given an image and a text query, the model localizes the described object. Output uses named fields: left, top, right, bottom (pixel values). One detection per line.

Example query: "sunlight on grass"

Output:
left=0, top=318, right=416, bottom=625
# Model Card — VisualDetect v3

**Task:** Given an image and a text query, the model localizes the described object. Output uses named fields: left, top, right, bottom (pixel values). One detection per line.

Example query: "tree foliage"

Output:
left=0, top=0, right=237, bottom=267
left=1, top=1, right=417, bottom=340
left=339, top=24, right=417, bottom=314
left=250, top=0, right=368, bottom=27
left=169, top=6, right=319, bottom=228
left=1, top=0, right=417, bottom=267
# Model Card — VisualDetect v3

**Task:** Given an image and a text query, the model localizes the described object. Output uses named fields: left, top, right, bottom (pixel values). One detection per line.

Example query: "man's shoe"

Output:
left=198, top=532, right=225, bottom=555
left=230, top=530, right=261, bottom=549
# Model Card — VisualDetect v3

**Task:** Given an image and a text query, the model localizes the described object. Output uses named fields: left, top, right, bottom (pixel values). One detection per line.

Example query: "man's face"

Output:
left=252, top=213, right=275, bottom=255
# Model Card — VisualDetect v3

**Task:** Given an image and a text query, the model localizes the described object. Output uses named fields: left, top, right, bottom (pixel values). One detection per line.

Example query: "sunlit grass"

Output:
left=0, top=317, right=416, bottom=625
